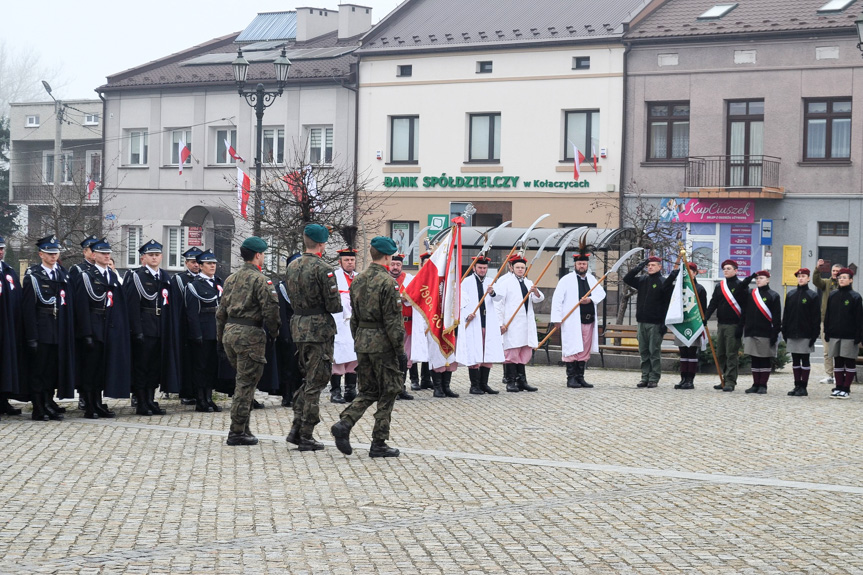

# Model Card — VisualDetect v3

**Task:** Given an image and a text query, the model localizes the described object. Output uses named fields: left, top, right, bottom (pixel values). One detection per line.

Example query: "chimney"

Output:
left=295, top=6, right=339, bottom=42
left=338, top=4, right=373, bottom=39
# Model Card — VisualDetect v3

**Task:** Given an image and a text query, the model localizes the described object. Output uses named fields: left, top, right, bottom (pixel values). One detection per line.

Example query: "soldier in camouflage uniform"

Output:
left=216, top=237, right=280, bottom=446
left=284, top=224, right=343, bottom=452
left=331, top=236, right=406, bottom=458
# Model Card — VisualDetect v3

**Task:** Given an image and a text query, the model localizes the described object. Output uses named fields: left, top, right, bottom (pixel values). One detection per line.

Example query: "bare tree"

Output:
left=0, top=40, right=66, bottom=117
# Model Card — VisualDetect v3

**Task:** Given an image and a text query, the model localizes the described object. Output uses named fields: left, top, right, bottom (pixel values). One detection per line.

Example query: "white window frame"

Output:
left=215, top=128, right=238, bottom=165
left=170, top=129, right=192, bottom=166
left=84, top=114, right=99, bottom=126
left=468, top=113, right=501, bottom=162
left=26, top=115, right=40, bottom=127
left=165, top=226, right=186, bottom=270
left=390, top=116, right=419, bottom=163
left=43, top=150, right=74, bottom=185
left=126, top=226, right=143, bottom=267
left=261, top=127, right=285, bottom=164
left=128, top=130, right=149, bottom=165
left=307, top=126, right=333, bottom=165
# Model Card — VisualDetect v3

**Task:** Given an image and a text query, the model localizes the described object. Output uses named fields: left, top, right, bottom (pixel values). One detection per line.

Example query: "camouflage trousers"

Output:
left=339, top=352, right=402, bottom=442
left=293, top=340, right=334, bottom=437
left=223, top=325, right=267, bottom=434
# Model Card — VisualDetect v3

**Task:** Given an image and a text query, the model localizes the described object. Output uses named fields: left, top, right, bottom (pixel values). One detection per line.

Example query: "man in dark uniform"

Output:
left=739, top=270, right=782, bottom=394
left=0, top=235, right=23, bottom=417
left=217, top=237, right=281, bottom=445
left=781, top=268, right=821, bottom=397
left=185, top=249, right=223, bottom=413
left=68, top=235, right=99, bottom=282
left=665, top=262, right=707, bottom=390
left=623, top=255, right=669, bottom=388
left=22, top=235, right=76, bottom=420
left=284, top=224, right=343, bottom=451
left=276, top=253, right=303, bottom=408
left=331, top=236, right=406, bottom=458
left=705, top=260, right=754, bottom=392
left=823, top=268, right=863, bottom=399
left=171, top=246, right=203, bottom=405
left=71, top=238, right=130, bottom=418
left=123, top=240, right=178, bottom=415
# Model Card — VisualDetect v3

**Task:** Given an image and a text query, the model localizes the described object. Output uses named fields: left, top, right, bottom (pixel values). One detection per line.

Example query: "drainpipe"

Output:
left=98, top=91, right=107, bottom=237
left=619, top=41, right=632, bottom=230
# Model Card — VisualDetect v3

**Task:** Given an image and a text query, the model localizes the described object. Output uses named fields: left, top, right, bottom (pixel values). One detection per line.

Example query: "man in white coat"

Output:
left=496, top=254, right=544, bottom=392
left=410, top=252, right=432, bottom=390
left=457, top=256, right=503, bottom=394
left=330, top=248, right=358, bottom=403
left=551, top=251, right=606, bottom=388
left=389, top=253, right=414, bottom=400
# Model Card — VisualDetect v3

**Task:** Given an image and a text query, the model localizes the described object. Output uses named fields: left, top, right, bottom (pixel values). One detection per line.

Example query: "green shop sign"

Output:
left=383, top=174, right=590, bottom=190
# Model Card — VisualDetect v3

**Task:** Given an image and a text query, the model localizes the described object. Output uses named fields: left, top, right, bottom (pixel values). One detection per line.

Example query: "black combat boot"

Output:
left=281, top=395, right=292, bottom=407
left=83, top=390, right=99, bottom=419
left=409, top=363, right=420, bottom=391
left=330, top=374, right=345, bottom=403
left=298, top=435, right=325, bottom=451
left=787, top=378, right=800, bottom=396
left=442, top=371, right=459, bottom=398
left=397, top=385, right=414, bottom=400
left=469, top=368, right=483, bottom=394
left=252, top=399, right=264, bottom=409
left=0, top=397, right=21, bottom=415
left=419, top=363, right=432, bottom=389
left=330, top=420, right=353, bottom=455
left=343, top=373, right=358, bottom=402
left=565, top=362, right=580, bottom=388
left=45, top=394, right=66, bottom=414
left=206, top=387, right=222, bottom=412
left=479, top=366, right=498, bottom=394
left=226, top=431, right=259, bottom=446
left=42, top=392, right=64, bottom=420
left=369, top=440, right=400, bottom=458
left=679, top=374, right=695, bottom=390
left=795, top=380, right=809, bottom=396
left=134, top=389, right=153, bottom=416
left=30, top=394, right=49, bottom=421
left=505, top=364, right=520, bottom=392
left=147, top=388, right=166, bottom=415
left=93, top=391, right=116, bottom=418
left=431, top=371, right=446, bottom=398
left=576, top=362, right=593, bottom=388
left=674, top=373, right=686, bottom=390
left=196, top=385, right=212, bottom=412
left=286, top=420, right=301, bottom=445
left=516, top=364, right=537, bottom=392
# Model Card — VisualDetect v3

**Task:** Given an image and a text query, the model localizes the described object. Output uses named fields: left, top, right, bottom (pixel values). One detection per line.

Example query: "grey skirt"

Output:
left=827, top=338, right=859, bottom=358
left=786, top=338, right=814, bottom=354
left=743, top=336, right=777, bottom=358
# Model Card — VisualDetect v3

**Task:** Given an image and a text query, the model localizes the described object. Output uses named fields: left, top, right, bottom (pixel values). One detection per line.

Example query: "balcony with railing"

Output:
left=10, top=183, right=99, bottom=206
left=683, top=155, right=783, bottom=199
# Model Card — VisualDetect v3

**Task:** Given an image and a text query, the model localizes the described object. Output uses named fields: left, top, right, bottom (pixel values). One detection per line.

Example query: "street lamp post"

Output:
left=856, top=13, right=863, bottom=56
left=232, top=48, right=292, bottom=236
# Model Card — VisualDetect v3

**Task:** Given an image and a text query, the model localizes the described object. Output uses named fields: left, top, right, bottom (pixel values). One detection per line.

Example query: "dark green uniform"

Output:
left=284, top=253, right=342, bottom=438
left=338, top=262, right=405, bottom=441
left=216, top=263, right=280, bottom=435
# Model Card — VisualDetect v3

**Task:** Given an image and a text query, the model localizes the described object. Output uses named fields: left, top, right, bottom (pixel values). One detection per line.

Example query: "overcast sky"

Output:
left=1, top=0, right=402, bottom=101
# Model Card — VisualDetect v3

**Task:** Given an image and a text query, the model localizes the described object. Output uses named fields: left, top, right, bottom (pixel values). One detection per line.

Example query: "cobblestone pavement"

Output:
left=2, top=363, right=862, bottom=574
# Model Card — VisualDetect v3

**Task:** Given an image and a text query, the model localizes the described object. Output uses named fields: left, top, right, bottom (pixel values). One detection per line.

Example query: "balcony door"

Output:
left=726, top=100, right=764, bottom=187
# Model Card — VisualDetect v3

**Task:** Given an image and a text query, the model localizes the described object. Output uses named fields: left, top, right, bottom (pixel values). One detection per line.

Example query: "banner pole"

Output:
left=681, top=249, right=724, bottom=389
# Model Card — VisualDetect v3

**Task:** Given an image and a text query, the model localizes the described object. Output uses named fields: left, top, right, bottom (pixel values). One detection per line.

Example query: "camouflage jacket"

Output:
left=350, top=262, right=405, bottom=354
left=216, top=263, right=280, bottom=341
left=284, top=253, right=342, bottom=343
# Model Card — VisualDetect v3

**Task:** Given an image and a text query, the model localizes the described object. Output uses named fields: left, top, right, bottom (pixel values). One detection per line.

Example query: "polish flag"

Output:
left=237, top=167, right=251, bottom=219
left=569, top=140, right=586, bottom=180
left=178, top=138, right=191, bottom=174
left=225, top=139, right=244, bottom=163
left=86, top=176, right=97, bottom=200
left=591, top=144, right=598, bottom=174
left=404, top=218, right=463, bottom=358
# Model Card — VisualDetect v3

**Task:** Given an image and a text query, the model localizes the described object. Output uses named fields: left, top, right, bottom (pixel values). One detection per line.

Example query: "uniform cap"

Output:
left=91, top=238, right=112, bottom=253
left=687, top=262, right=698, bottom=273
left=794, top=268, right=811, bottom=277
left=391, top=253, right=405, bottom=261
left=303, top=224, right=329, bottom=244
left=721, top=259, right=739, bottom=269
left=755, top=270, right=771, bottom=278
left=196, top=249, right=217, bottom=264
left=139, top=239, right=163, bottom=254
left=419, top=252, right=431, bottom=262
left=370, top=236, right=398, bottom=255
left=838, top=267, right=854, bottom=278
left=182, top=247, right=203, bottom=260
left=337, top=248, right=357, bottom=258
left=473, top=255, right=491, bottom=265
left=240, top=236, right=268, bottom=253
left=36, top=235, right=61, bottom=254
left=80, top=235, right=99, bottom=249
left=646, top=256, right=662, bottom=263
left=0, top=235, right=5, bottom=248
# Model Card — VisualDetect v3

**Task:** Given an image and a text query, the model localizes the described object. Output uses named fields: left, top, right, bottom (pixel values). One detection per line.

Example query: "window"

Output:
left=727, top=100, right=764, bottom=186
left=308, top=126, right=333, bottom=164
left=818, top=0, right=855, bottom=12
left=391, top=221, right=419, bottom=266
left=126, top=226, right=143, bottom=267
left=397, top=65, right=412, bottom=77
left=573, top=57, right=590, bottom=70
left=262, top=128, right=285, bottom=164
left=647, top=102, right=690, bottom=160
left=476, top=61, right=493, bottom=74
left=449, top=202, right=474, bottom=226
left=390, top=116, right=419, bottom=163
left=804, top=98, right=851, bottom=160
left=469, top=113, right=501, bottom=162
left=697, top=4, right=737, bottom=19
left=26, top=115, right=39, bottom=127
left=44, top=151, right=73, bottom=184
left=84, top=114, right=99, bottom=126
left=216, top=129, right=238, bottom=165
left=86, top=150, right=101, bottom=184
left=129, top=131, right=148, bottom=165
left=564, top=110, right=599, bottom=161
left=819, top=221, right=849, bottom=236
left=171, top=129, right=192, bottom=165
left=166, top=226, right=186, bottom=269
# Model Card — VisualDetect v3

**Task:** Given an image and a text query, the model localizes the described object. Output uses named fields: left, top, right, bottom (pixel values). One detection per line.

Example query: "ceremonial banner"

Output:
left=665, top=269, right=705, bottom=347
left=237, top=168, right=251, bottom=219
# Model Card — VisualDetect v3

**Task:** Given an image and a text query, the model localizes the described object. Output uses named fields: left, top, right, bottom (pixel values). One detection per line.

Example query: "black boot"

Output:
left=409, top=363, right=420, bottom=391
left=431, top=371, right=446, bottom=398
left=442, top=371, right=459, bottom=398
left=576, top=361, right=593, bottom=388
left=565, top=362, right=581, bottom=388
left=207, top=387, right=222, bottom=412
left=286, top=420, right=301, bottom=445
left=795, top=381, right=809, bottom=396
left=93, top=391, right=116, bottom=418
left=83, top=390, right=99, bottom=419
left=343, top=373, right=358, bottom=403
left=788, top=379, right=800, bottom=396
left=331, top=420, right=353, bottom=455
left=148, top=388, right=166, bottom=415
left=397, top=385, right=414, bottom=400
left=196, top=385, right=212, bottom=412
left=516, top=364, right=537, bottom=392
left=369, top=440, right=400, bottom=458
left=30, top=394, right=49, bottom=421
left=135, top=389, right=153, bottom=416
left=330, top=374, right=345, bottom=404
left=46, top=394, right=66, bottom=414
left=479, top=366, right=498, bottom=394
left=469, top=368, right=483, bottom=394
left=679, top=373, right=695, bottom=390
left=674, top=372, right=686, bottom=390
left=42, top=392, right=64, bottom=420
left=419, top=363, right=432, bottom=389
left=505, top=364, right=520, bottom=392
left=226, top=431, right=259, bottom=446
left=281, top=395, right=292, bottom=407
left=298, top=435, right=325, bottom=451
left=0, top=397, right=21, bottom=415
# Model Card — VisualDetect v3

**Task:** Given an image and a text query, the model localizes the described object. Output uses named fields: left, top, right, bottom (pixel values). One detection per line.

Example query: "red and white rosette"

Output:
left=162, top=288, right=169, bottom=306
left=107, top=290, right=114, bottom=307
left=5, top=274, right=13, bottom=290
left=60, top=289, right=66, bottom=305
left=217, top=285, right=223, bottom=296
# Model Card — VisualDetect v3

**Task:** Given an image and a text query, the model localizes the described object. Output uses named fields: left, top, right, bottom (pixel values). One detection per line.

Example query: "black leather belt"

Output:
left=358, top=321, right=383, bottom=329
left=142, top=307, right=162, bottom=316
left=294, top=306, right=327, bottom=316
left=227, top=317, right=262, bottom=328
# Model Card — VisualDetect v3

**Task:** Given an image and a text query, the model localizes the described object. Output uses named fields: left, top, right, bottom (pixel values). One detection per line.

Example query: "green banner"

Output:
left=665, top=268, right=705, bottom=347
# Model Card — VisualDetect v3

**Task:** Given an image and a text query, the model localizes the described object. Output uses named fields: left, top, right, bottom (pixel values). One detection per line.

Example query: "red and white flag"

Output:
left=569, top=140, right=586, bottom=180
left=225, top=139, right=244, bottom=163
left=237, top=167, right=251, bottom=219
left=86, top=176, right=97, bottom=200
left=591, top=143, right=598, bottom=174
left=178, top=138, right=191, bottom=175
left=404, top=219, right=464, bottom=358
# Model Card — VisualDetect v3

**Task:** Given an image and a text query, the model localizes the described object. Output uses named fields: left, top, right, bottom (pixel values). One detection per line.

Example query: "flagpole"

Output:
left=464, top=242, right=519, bottom=326
left=680, top=247, right=724, bottom=389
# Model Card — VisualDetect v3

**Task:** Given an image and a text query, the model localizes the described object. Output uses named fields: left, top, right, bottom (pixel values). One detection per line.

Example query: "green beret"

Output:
left=241, top=236, right=268, bottom=253
left=370, top=236, right=398, bottom=255
left=303, top=224, right=329, bottom=244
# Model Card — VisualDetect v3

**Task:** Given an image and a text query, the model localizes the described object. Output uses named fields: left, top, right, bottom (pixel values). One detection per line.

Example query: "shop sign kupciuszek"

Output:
left=659, top=198, right=754, bottom=224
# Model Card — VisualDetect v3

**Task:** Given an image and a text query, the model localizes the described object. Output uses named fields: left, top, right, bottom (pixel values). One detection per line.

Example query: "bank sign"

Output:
left=659, top=198, right=754, bottom=224
left=383, top=174, right=591, bottom=190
